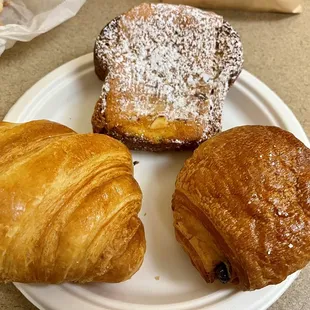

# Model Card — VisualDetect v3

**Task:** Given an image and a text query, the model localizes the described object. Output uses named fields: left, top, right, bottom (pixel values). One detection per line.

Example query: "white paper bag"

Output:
left=0, top=0, right=86, bottom=56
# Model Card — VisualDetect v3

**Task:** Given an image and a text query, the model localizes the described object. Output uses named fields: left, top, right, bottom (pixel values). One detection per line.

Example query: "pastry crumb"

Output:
left=144, top=212, right=147, bottom=216
left=155, top=276, right=160, bottom=280
left=133, top=161, right=139, bottom=166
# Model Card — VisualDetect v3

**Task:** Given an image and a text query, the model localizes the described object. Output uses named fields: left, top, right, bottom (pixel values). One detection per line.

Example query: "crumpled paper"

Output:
left=0, top=0, right=86, bottom=56
left=162, top=0, right=302, bottom=13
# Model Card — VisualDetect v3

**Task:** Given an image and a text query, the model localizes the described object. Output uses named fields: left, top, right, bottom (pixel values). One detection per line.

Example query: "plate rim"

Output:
left=3, top=52, right=309, bottom=310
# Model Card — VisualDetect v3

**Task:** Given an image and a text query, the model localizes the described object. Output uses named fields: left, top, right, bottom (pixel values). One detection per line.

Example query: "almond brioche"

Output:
left=92, top=3, right=243, bottom=151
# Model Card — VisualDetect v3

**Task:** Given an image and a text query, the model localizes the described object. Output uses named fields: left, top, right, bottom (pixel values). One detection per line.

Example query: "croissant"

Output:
left=0, top=120, right=146, bottom=283
left=172, top=125, right=310, bottom=290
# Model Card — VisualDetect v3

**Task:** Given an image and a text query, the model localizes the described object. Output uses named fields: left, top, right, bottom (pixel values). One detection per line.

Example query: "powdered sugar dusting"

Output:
left=95, top=3, right=243, bottom=140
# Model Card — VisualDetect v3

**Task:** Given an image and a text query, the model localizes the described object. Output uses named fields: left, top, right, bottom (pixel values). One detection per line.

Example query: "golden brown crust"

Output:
left=92, top=99, right=200, bottom=151
left=0, top=120, right=146, bottom=283
left=172, top=125, right=310, bottom=290
left=92, top=3, right=243, bottom=151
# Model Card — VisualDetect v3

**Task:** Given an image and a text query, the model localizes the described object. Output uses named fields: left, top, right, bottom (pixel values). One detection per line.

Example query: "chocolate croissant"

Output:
left=0, top=120, right=145, bottom=283
left=172, top=125, right=310, bottom=290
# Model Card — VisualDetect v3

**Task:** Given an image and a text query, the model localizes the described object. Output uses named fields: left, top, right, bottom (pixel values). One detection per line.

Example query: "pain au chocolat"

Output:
left=92, top=3, right=243, bottom=151
left=172, top=125, right=310, bottom=290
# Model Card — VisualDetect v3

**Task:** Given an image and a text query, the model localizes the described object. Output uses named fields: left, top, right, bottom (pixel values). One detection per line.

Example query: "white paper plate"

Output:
left=4, top=53, right=310, bottom=310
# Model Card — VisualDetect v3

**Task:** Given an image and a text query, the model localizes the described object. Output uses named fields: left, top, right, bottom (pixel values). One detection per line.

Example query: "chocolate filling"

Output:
left=215, top=262, right=231, bottom=284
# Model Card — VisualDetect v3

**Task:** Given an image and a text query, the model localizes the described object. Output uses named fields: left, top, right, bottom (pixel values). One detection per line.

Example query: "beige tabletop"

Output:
left=0, top=0, right=310, bottom=309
